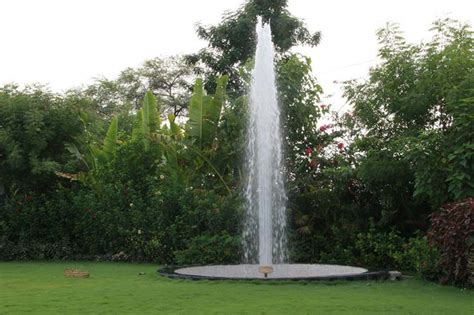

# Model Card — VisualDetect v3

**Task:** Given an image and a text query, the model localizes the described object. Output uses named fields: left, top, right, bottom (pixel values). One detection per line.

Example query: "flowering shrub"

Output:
left=319, top=124, right=331, bottom=132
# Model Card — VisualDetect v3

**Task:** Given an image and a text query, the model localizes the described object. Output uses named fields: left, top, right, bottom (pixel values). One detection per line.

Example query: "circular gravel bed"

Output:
left=159, top=264, right=387, bottom=281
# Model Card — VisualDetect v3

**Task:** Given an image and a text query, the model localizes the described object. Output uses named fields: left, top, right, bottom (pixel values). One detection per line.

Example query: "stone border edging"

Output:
left=157, top=265, right=389, bottom=282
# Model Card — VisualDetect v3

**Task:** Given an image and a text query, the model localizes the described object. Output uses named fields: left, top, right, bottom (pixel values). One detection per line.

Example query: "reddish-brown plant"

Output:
left=428, top=198, right=474, bottom=287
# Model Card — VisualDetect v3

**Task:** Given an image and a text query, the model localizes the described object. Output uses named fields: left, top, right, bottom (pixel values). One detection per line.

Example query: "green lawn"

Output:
left=0, top=262, right=472, bottom=314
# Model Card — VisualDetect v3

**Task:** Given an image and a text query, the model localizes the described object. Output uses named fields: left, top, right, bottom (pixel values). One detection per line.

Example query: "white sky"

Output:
left=1, top=0, right=473, bottom=110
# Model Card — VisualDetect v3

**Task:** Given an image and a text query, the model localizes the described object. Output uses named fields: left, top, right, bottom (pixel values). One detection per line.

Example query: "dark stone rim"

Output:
left=157, top=264, right=389, bottom=281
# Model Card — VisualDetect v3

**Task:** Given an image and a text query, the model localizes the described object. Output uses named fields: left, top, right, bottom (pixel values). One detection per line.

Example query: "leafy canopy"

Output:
left=186, top=0, right=320, bottom=93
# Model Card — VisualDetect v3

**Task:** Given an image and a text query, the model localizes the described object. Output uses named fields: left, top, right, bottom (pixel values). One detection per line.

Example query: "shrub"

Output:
left=428, top=198, right=474, bottom=287
left=0, top=239, right=74, bottom=260
left=353, top=221, right=405, bottom=269
left=316, top=226, right=359, bottom=265
left=174, top=233, right=241, bottom=265
left=0, top=187, right=82, bottom=260
left=396, top=235, right=441, bottom=280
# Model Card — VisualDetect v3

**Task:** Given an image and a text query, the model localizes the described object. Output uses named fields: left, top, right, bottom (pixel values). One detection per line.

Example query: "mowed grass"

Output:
left=0, top=262, right=472, bottom=314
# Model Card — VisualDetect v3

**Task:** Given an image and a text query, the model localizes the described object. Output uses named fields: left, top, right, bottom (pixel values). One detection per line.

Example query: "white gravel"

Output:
left=175, top=264, right=368, bottom=279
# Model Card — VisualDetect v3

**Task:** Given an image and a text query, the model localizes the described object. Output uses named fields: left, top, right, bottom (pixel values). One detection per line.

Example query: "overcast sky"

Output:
left=1, top=0, right=473, bottom=110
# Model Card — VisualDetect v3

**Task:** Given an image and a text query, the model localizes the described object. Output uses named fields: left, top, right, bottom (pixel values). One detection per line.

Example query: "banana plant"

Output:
left=168, top=114, right=182, bottom=140
left=132, top=91, right=161, bottom=149
left=64, top=115, right=119, bottom=191
left=93, top=116, right=118, bottom=165
left=156, top=80, right=232, bottom=193
left=182, top=76, right=231, bottom=192
left=186, top=76, right=228, bottom=149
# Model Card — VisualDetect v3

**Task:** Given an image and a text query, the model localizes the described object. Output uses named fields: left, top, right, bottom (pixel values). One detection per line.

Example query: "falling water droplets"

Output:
left=243, top=17, right=288, bottom=265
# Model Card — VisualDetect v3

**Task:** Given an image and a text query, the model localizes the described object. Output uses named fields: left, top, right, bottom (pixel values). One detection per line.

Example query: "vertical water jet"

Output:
left=243, top=17, right=287, bottom=265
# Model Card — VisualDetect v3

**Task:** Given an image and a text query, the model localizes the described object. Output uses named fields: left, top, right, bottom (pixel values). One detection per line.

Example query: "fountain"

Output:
left=159, top=18, right=382, bottom=281
left=242, top=16, right=287, bottom=266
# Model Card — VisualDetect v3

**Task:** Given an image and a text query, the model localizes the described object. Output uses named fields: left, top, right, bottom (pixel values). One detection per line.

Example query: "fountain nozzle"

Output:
left=258, top=265, right=274, bottom=278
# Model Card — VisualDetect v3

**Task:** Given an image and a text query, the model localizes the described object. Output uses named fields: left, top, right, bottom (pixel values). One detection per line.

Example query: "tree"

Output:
left=185, top=0, right=320, bottom=93
left=0, top=85, right=97, bottom=194
left=343, top=19, right=474, bottom=213
left=277, top=54, right=323, bottom=182
left=82, top=56, right=194, bottom=118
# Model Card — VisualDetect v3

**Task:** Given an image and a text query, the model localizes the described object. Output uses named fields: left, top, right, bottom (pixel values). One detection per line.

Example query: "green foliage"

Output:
left=353, top=221, right=405, bottom=269
left=186, top=0, right=320, bottom=93
left=343, top=19, right=474, bottom=210
left=397, top=235, right=441, bottom=280
left=81, top=56, right=194, bottom=116
left=0, top=186, right=81, bottom=260
left=291, top=215, right=442, bottom=276
left=174, top=233, right=241, bottom=265
left=182, top=76, right=233, bottom=193
left=102, top=116, right=118, bottom=161
left=213, top=95, right=248, bottom=184
left=287, top=19, right=472, bottom=276
left=91, top=115, right=119, bottom=166
left=132, top=91, right=160, bottom=149
left=0, top=83, right=241, bottom=263
left=0, top=86, right=93, bottom=193
left=277, top=54, right=323, bottom=177
left=186, top=76, right=228, bottom=149
left=166, top=114, right=182, bottom=139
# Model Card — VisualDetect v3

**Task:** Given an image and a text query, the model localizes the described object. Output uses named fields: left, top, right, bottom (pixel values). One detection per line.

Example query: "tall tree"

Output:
left=185, top=0, right=321, bottom=93
left=343, top=19, right=474, bottom=213
left=82, top=56, right=194, bottom=117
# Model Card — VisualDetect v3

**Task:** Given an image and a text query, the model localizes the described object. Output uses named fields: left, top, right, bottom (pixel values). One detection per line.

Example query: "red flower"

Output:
left=25, top=195, right=33, bottom=201
left=320, top=104, right=327, bottom=110
left=319, top=124, right=331, bottom=132
left=305, top=147, right=313, bottom=156
left=338, top=143, right=344, bottom=150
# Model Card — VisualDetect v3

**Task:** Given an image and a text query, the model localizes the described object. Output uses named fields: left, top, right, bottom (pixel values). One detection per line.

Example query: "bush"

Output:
left=0, top=187, right=81, bottom=260
left=174, top=233, right=241, bottom=265
left=317, top=226, right=360, bottom=265
left=0, top=239, right=74, bottom=261
left=353, top=221, right=405, bottom=269
left=0, top=167, right=243, bottom=264
left=429, top=198, right=474, bottom=287
left=396, top=235, right=441, bottom=280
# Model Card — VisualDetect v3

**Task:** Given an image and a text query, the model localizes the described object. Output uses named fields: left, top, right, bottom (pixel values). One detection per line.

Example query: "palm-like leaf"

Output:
left=186, top=78, right=205, bottom=147
left=186, top=76, right=228, bottom=149
left=168, top=114, right=182, bottom=139
left=102, top=116, right=118, bottom=161
left=144, top=91, right=161, bottom=132
left=64, top=116, right=118, bottom=192
left=132, top=110, right=144, bottom=141
left=132, top=91, right=160, bottom=149
left=209, top=75, right=228, bottom=127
